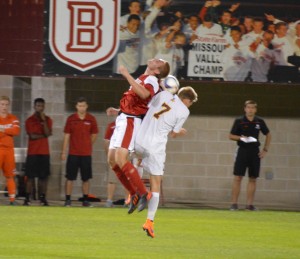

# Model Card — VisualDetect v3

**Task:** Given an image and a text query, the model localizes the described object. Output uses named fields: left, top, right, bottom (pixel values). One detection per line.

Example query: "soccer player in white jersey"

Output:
left=135, top=86, right=198, bottom=238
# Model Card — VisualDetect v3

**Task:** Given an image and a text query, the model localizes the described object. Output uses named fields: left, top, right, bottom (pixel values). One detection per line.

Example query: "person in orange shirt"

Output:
left=0, top=96, right=20, bottom=205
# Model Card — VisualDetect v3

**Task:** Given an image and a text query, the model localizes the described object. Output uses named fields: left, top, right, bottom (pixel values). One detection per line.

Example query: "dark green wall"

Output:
left=66, top=78, right=300, bottom=118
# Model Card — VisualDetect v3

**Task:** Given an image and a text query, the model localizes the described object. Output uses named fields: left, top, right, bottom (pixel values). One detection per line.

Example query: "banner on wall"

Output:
left=43, top=0, right=120, bottom=76
left=187, top=36, right=227, bottom=78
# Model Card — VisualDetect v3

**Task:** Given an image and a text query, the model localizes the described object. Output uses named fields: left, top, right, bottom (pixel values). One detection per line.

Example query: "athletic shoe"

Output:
left=82, top=201, right=93, bottom=207
left=245, top=205, right=258, bottom=211
left=9, top=201, right=17, bottom=206
left=64, top=200, right=72, bottom=207
left=40, top=199, right=49, bottom=206
left=23, top=199, right=31, bottom=206
left=128, top=194, right=140, bottom=214
left=230, top=203, right=238, bottom=211
left=143, top=219, right=155, bottom=238
left=138, top=192, right=152, bottom=212
left=105, top=200, right=113, bottom=208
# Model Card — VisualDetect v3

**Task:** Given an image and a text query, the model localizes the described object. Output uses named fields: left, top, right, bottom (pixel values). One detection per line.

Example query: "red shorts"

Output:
left=0, top=148, right=16, bottom=177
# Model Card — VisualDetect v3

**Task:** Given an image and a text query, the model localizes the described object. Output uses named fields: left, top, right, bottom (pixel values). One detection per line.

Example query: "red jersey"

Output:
left=25, top=114, right=53, bottom=155
left=119, top=74, right=160, bottom=116
left=64, top=113, right=98, bottom=156
left=104, top=121, right=116, bottom=140
left=0, top=114, right=20, bottom=149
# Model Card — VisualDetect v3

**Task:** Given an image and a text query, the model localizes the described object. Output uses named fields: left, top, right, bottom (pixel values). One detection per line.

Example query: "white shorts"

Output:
left=135, top=143, right=166, bottom=176
left=109, top=113, right=142, bottom=152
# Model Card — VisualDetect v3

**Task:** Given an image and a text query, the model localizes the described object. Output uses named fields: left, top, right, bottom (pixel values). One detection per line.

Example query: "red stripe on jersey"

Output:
left=121, top=117, right=134, bottom=149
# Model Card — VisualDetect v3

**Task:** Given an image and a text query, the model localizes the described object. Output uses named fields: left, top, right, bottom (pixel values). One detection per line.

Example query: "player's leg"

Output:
left=64, top=155, right=78, bottom=206
left=24, top=155, right=37, bottom=205
left=246, top=149, right=260, bottom=210
left=38, top=155, right=50, bottom=206
left=230, top=148, right=247, bottom=210
left=80, top=156, right=93, bottom=207
left=3, top=149, right=17, bottom=205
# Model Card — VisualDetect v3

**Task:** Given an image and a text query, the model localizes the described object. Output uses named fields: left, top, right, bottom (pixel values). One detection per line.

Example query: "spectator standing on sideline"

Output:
left=229, top=100, right=271, bottom=211
left=61, top=97, right=98, bottom=207
left=0, top=96, right=20, bottom=205
left=24, top=98, right=52, bottom=206
left=107, top=58, right=170, bottom=214
left=135, top=86, right=198, bottom=238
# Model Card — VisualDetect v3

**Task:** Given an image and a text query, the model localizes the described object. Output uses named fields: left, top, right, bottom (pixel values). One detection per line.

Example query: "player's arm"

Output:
left=119, top=65, right=151, bottom=99
left=170, top=128, right=187, bottom=138
left=2, top=120, right=20, bottom=136
left=106, top=107, right=120, bottom=116
left=91, top=134, right=97, bottom=144
left=259, top=132, right=271, bottom=158
left=61, top=133, right=70, bottom=161
left=229, top=134, right=243, bottom=141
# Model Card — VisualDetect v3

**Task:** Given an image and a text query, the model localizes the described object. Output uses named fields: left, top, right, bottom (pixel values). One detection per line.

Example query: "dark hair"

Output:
left=34, top=98, right=45, bottom=105
left=231, top=25, right=241, bottom=33
left=128, top=14, right=141, bottom=23
left=76, top=97, right=88, bottom=104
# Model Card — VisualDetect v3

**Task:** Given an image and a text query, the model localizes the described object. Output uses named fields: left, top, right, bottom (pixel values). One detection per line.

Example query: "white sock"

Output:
left=147, top=192, right=159, bottom=221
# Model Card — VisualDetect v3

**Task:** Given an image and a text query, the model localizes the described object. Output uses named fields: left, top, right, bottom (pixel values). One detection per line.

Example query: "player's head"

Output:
left=178, top=86, right=198, bottom=108
left=147, top=58, right=170, bottom=79
left=128, top=0, right=141, bottom=15
left=244, top=100, right=257, bottom=116
left=76, top=97, right=88, bottom=114
left=34, top=98, right=46, bottom=113
left=230, top=26, right=242, bottom=42
left=127, top=14, right=141, bottom=33
left=0, top=96, right=10, bottom=115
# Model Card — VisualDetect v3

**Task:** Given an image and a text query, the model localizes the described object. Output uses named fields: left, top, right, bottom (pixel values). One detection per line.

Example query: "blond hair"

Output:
left=0, top=96, right=10, bottom=102
left=178, top=86, right=198, bottom=103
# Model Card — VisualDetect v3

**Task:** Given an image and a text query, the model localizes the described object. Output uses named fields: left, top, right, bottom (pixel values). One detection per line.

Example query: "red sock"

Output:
left=112, top=165, right=136, bottom=195
left=6, top=177, right=16, bottom=202
left=122, top=162, right=147, bottom=196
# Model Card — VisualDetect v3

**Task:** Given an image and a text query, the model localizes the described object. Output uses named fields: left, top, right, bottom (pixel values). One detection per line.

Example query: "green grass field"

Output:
left=0, top=206, right=299, bottom=259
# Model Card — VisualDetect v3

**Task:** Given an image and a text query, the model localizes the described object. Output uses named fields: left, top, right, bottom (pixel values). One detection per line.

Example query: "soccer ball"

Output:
left=160, top=75, right=180, bottom=94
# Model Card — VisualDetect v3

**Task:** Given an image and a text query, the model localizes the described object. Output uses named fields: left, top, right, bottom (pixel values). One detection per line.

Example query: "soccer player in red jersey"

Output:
left=61, top=97, right=99, bottom=207
left=107, top=58, right=170, bottom=214
left=0, top=96, right=20, bottom=205
left=24, top=98, right=52, bottom=206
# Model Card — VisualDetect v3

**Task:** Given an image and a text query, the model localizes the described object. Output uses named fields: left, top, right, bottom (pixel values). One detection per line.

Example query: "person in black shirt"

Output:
left=229, top=100, right=271, bottom=211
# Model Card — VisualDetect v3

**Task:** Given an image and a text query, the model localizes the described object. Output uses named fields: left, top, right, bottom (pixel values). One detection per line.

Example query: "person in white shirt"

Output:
left=135, top=86, right=198, bottom=238
left=222, top=26, right=254, bottom=81
left=250, top=30, right=275, bottom=82
left=113, top=15, right=141, bottom=74
left=120, top=0, right=142, bottom=29
left=272, top=22, right=294, bottom=66
left=191, top=13, right=223, bottom=42
left=242, top=18, right=265, bottom=46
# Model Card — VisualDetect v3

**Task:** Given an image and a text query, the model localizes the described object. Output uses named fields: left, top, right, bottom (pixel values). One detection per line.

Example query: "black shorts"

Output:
left=25, top=155, right=50, bottom=179
left=66, top=155, right=92, bottom=181
left=233, top=147, right=260, bottom=178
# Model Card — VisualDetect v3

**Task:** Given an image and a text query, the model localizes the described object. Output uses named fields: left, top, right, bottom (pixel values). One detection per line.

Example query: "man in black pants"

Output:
left=229, top=100, right=271, bottom=211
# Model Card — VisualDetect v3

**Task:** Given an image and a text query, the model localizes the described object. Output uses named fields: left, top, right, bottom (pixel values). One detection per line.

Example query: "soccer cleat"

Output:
left=82, top=200, right=93, bottom=207
left=23, top=199, right=31, bottom=206
left=40, top=199, right=49, bottom=206
left=64, top=200, right=72, bottom=207
left=138, top=192, right=152, bottom=212
left=9, top=201, right=17, bottom=206
left=230, top=203, right=239, bottom=211
left=245, top=205, right=258, bottom=211
left=128, top=194, right=140, bottom=214
left=143, top=219, right=155, bottom=238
